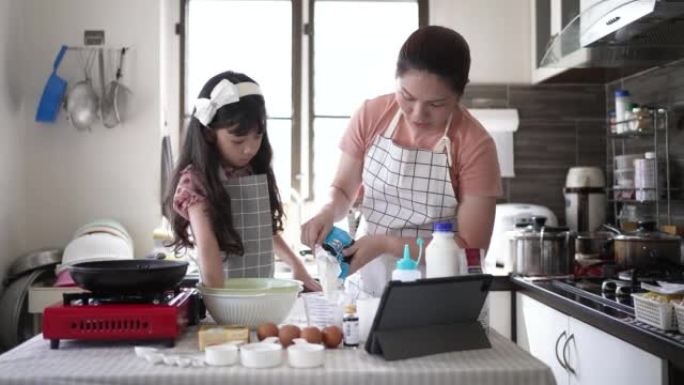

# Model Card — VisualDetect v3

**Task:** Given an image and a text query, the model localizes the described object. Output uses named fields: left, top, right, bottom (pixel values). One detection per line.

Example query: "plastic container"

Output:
left=631, top=293, right=678, bottom=331
left=287, top=339, right=325, bottom=368
left=425, top=222, right=465, bottom=278
left=674, top=301, right=684, bottom=335
left=608, top=110, right=617, bottom=134
left=615, top=90, right=631, bottom=134
left=391, top=242, right=423, bottom=282
left=615, top=168, right=635, bottom=187
left=614, top=154, right=641, bottom=170
left=240, top=337, right=283, bottom=368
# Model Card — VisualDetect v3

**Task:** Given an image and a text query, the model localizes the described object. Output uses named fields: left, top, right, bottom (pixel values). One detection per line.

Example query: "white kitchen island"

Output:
left=0, top=326, right=554, bottom=385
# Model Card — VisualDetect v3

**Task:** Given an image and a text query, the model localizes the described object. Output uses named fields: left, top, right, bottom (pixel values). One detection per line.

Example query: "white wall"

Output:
left=430, top=0, right=532, bottom=84
left=0, top=0, right=24, bottom=288
left=15, top=0, right=173, bottom=258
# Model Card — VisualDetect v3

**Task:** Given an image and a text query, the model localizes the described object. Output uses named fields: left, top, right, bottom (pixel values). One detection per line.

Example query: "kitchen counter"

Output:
left=0, top=325, right=555, bottom=385
left=511, top=276, right=684, bottom=373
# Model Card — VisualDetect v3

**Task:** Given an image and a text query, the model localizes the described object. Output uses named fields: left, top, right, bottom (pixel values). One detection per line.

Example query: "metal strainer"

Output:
left=102, top=48, right=131, bottom=128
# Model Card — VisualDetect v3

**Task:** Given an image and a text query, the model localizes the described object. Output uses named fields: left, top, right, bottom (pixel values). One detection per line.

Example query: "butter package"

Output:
left=198, top=325, right=249, bottom=351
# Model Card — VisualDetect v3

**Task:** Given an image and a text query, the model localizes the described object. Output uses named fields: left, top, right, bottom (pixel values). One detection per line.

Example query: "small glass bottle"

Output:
left=342, top=304, right=360, bottom=347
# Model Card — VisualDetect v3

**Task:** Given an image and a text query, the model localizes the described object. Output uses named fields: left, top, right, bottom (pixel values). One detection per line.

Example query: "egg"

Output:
left=278, top=324, right=301, bottom=347
left=321, top=325, right=343, bottom=349
left=300, top=326, right=322, bottom=344
left=256, top=322, right=279, bottom=341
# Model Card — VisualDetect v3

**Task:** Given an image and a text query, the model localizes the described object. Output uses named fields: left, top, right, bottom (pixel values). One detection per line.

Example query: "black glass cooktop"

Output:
left=526, top=277, right=684, bottom=348
left=533, top=278, right=637, bottom=320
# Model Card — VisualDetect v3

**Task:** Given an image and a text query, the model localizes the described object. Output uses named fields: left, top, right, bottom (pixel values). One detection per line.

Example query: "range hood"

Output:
left=541, top=0, right=684, bottom=68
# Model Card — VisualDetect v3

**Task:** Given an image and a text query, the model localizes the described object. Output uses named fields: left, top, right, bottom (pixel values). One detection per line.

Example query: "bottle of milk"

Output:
left=425, top=222, right=466, bottom=278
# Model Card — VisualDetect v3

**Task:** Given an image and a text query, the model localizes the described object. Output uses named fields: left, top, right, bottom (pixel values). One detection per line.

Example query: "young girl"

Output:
left=165, top=71, right=320, bottom=291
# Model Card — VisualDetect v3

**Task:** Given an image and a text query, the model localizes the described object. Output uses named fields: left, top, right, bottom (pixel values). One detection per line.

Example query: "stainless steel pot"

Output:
left=510, top=217, right=575, bottom=276
left=603, top=222, right=681, bottom=269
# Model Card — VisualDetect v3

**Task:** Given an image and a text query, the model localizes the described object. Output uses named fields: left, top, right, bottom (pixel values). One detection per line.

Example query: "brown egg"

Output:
left=256, top=322, right=279, bottom=341
left=300, top=326, right=322, bottom=344
left=278, top=324, right=301, bottom=347
left=321, top=325, right=343, bottom=349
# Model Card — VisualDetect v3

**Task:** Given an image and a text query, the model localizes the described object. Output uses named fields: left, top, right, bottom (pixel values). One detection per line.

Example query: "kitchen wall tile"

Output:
left=472, top=61, right=684, bottom=228
left=509, top=84, right=605, bottom=121
left=462, top=85, right=509, bottom=108
left=468, top=83, right=606, bottom=224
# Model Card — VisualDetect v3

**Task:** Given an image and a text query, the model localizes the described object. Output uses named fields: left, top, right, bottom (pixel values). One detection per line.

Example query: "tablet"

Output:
left=364, top=274, right=493, bottom=360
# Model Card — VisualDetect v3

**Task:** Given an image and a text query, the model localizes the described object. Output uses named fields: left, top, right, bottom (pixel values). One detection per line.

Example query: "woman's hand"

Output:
left=300, top=207, right=335, bottom=249
left=344, top=235, right=390, bottom=275
left=292, top=265, right=322, bottom=292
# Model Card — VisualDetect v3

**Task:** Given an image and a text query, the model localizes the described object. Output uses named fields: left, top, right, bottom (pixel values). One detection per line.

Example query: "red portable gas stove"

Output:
left=43, top=288, right=199, bottom=349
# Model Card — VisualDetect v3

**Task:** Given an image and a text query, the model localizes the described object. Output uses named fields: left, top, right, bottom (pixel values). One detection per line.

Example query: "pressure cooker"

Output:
left=509, top=216, right=575, bottom=276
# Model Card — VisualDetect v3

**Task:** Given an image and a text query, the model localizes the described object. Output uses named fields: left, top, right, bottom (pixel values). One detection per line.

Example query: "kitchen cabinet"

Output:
left=489, top=291, right=512, bottom=339
left=430, top=0, right=532, bottom=83
left=516, top=293, right=666, bottom=385
left=531, top=0, right=583, bottom=83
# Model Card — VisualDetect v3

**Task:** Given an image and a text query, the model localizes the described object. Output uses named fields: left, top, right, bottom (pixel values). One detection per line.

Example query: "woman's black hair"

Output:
left=164, top=71, right=284, bottom=256
left=396, top=26, right=471, bottom=95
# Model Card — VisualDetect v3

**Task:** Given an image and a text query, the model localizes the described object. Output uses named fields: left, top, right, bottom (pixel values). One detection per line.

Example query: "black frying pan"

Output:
left=69, top=260, right=189, bottom=294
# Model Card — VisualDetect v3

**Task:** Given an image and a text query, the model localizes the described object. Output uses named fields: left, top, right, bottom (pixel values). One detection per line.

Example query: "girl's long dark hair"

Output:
left=164, top=71, right=284, bottom=256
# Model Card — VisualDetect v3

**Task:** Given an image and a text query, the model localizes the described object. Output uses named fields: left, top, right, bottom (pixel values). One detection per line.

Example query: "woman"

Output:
left=301, top=26, right=501, bottom=296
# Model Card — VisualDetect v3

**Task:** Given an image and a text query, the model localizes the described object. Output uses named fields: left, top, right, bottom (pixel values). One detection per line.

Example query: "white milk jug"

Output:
left=425, top=222, right=465, bottom=278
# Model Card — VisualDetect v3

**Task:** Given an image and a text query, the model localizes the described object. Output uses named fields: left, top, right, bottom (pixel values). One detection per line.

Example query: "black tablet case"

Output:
left=364, top=274, right=493, bottom=360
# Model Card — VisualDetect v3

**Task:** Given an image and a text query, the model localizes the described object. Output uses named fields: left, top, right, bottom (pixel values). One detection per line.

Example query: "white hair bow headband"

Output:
left=193, top=79, right=262, bottom=126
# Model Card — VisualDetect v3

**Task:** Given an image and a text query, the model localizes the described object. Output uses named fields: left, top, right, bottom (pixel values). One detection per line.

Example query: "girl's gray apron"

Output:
left=357, top=109, right=458, bottom=296
left=220, top=174, right=275, bottom=278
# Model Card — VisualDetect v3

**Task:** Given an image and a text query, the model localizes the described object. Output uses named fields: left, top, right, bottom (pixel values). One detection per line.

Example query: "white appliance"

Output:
left=563, top=167, right=606, bottom=232
left=485, top=203, right=558, bottom=274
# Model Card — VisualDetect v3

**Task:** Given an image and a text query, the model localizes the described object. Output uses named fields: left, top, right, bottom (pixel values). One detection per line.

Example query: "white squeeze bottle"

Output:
left=391, top=243, right=423, bottom=282
left=425, top=222, right=466, bottom=278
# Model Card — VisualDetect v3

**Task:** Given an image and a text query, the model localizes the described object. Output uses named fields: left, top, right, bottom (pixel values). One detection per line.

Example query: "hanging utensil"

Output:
left=97, top=48, right=108, bottom=122
left=102, top=48, right=131, bottom=128
left=161, top=134, right=174, bottom=209
left=35, top=45, right=68, bottom=123
left=65, top=50, right=99, bottom=131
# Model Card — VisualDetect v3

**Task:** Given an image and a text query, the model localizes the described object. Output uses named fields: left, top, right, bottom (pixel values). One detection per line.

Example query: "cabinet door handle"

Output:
left=554, top=331, right=567, bottom=370
left=562, top=333, right=576, bottom=375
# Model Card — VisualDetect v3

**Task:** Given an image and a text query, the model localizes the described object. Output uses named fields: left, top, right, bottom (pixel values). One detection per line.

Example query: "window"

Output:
left=184, top=0, right=425, bottom=205
left=186, top=0, right=293, bottom=196
left=312, top=1, right=420, bottom=200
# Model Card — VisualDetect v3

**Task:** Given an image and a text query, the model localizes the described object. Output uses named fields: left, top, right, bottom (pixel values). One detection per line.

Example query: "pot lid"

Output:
left=513, top=216, right=571, bottom=239
left=614, top=221, right=681, bottom=242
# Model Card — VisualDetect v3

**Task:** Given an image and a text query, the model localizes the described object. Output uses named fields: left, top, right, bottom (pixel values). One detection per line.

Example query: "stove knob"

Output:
left=615, top=285, right=632, bottom=297
left=601, top=280, right=617, bottom=293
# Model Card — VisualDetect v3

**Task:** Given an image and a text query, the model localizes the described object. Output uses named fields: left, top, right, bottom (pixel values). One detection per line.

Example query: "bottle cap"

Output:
left=615, top=89, right=630, bottom=97
left=396, top=244, right=418, bottom=270
left=433, top=222, right=453, bottom=232
left=344, top=304, right=356, bottom=313
left=645, top=151, right=655, bottom=159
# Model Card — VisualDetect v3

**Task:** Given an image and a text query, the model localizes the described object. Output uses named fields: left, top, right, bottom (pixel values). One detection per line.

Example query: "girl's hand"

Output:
left=344, top=235, right=390, bottom=275
left=293, top=265, right=322, bottom=292
left=300, top=207, right=335, bottom=249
